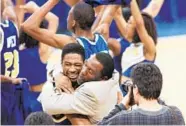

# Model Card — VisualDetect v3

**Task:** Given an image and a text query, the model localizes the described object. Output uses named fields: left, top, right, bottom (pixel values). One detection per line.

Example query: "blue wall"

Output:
left=16, top=0, right=186, bottom=36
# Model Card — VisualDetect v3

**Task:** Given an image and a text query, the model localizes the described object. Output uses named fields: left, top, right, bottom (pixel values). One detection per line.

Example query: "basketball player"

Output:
left=0, top=0, right=27, bottom=124
left=21, top=0, right=109, bottom=60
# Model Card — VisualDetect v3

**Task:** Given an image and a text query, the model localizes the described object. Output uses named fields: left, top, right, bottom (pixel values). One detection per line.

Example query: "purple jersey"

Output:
left=0, top=20, right=20, bottom=78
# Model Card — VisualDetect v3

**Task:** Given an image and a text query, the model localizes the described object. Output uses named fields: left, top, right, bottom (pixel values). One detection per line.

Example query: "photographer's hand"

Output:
left=121, top=86, right=132, bottom=109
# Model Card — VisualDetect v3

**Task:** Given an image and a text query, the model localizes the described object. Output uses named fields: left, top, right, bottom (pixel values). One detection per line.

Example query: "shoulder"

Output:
left=98, top=109, right=136, bottom=125
left=167, top=106, right=185, bottom=120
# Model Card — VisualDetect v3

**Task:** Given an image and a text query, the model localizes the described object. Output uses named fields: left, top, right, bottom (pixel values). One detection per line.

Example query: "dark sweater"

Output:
left=98, top=103, right=185, bottom=125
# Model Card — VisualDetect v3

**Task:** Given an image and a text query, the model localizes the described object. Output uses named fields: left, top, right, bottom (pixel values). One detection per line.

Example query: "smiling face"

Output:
left=62, top=53, right=84, bottom=82
left=77, top=55, right=103, bottom=85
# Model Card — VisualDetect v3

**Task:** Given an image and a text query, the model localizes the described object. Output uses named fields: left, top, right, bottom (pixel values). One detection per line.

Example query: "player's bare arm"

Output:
left=0, top=75, right=26, bottom=85
left=114, top=7, right=128, bottom=39
left=21, top=0, right=75, bottom=49
left=2, top=0, right=18, bottom=26
left=131, top=0, right=156, bottom=60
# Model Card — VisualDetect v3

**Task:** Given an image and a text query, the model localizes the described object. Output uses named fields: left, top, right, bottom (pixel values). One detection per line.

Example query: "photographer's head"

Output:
left=24, top=112, right=54, bottom=125
left=131, top=63, right=163, bottom=103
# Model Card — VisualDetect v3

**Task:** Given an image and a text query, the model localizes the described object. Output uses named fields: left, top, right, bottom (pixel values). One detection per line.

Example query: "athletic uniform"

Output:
left=76, top=33, right=109, bottom=59
left=121, top=42, right=155, bottom=77
left=0, top=20, right=27, bottom=125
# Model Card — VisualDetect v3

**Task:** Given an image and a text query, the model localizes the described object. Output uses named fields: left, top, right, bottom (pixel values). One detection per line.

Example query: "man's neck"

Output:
left=138, top=97, right=162, bottom=111
left=75, top=28, right=94, bottom=40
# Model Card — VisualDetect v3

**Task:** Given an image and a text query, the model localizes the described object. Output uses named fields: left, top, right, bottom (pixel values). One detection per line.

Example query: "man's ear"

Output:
left=133, top=86, right=139, bottom=96
left=72, top=20, right=76, bottom=28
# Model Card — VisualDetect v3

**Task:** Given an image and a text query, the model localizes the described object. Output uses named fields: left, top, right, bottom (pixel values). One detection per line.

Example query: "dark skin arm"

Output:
left=21, top=0, right=75, bottom=49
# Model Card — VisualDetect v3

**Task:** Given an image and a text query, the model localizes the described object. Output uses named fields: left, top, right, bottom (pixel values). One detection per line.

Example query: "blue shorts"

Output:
left=1, top=81, right=31, bottom=125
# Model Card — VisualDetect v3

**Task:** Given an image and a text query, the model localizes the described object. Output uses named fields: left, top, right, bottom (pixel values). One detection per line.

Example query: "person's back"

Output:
left=76, top=33, right=109, bottom=59
left=98, top=63, right=185, bottom=125
left=100, top=105, right=184, bottom=125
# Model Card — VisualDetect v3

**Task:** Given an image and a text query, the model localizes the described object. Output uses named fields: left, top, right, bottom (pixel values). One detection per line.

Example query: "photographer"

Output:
left=98, top=63, right=185, bottom=125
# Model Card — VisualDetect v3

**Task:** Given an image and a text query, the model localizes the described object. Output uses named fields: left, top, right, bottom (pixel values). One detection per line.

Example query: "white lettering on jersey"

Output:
left=7, top=35, right=16, bottom=48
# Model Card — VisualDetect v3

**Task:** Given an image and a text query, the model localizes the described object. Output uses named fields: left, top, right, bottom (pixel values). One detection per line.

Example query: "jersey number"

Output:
left=4, top=50, right=19, bottom=78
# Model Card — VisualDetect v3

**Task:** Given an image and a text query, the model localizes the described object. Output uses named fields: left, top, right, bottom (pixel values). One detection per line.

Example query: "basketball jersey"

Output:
left=121, top=43, right=155, bottom=77
left=0, top=20, right=19, bottom=78
left=76, top=33, right=109, bottom=59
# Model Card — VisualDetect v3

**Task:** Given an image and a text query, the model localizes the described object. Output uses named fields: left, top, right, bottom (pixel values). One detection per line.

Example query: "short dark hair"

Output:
left=133, top=13, right=157, bottom=45
left=24, top=112, right=55, bottom=125
left=19, top=21, right=47, bottom=48
left=95, top=52, right=114, bottom=79
left=73, top=2, right=95, bottom=30
left=131, top=63, right=162, bottom=100
left=61, top=43, right=85, bottom=62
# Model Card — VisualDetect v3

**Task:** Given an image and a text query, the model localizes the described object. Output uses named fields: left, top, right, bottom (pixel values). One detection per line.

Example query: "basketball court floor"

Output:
left=155, top=34, right=186, bottom=120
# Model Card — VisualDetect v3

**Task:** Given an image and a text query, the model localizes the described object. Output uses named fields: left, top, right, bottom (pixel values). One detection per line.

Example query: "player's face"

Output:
left=62, top=53, right=84, bottom=82
left=77, top=55, right=103, bottom=84
left=126, top=16, right=136, bottom=38
left=67, top=8, right=75, bottom=31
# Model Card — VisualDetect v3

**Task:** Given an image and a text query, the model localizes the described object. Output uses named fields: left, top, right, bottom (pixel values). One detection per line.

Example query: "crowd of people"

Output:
left=1, top=0, right=185, bottom=125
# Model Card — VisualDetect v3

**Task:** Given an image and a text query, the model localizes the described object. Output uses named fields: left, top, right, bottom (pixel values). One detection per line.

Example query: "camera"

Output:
left=121, top=80, right=135, bottom=106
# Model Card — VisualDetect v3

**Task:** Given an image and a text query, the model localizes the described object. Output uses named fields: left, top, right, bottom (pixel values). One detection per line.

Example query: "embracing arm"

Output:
left=39, top=83, right=96, bottom=115
left=21, top=0, right=75, bottom=48
left=131, top=0, right=156, bottom=59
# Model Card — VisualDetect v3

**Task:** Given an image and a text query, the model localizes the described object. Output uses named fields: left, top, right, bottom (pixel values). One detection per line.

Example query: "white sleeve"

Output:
left=39, top=83, right=97, bottom=116
left=0, top=27, right=4, bottom=52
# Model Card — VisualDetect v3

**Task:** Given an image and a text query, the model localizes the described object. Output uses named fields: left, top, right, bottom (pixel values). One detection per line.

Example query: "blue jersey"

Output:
left=0, top=20, right=19, bottom=78
left=19, top=47, right=47, bottom=85
left=76, top=33, right=109, bottom=59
